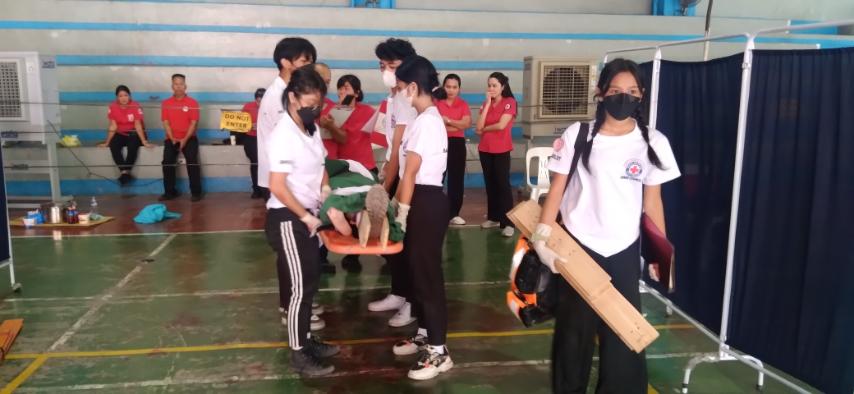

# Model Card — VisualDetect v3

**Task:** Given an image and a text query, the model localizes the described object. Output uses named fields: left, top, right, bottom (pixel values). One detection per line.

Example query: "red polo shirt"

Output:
left=107, top=101, right=144, bottom=135
left=241, top=101, right=260, bottom=137
left=435, top=97, right=471, bottom=138
left=321, top=98, right=338, bottom=159
left=337, top=103, right=377, bottom=170
left=161, top=95, right=200, bottom=141
left=478, top=97, right=516, bottom=154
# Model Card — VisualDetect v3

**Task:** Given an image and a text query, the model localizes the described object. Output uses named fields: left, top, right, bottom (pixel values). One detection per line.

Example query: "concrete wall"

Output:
left=2, top=0, right=852, bottom=195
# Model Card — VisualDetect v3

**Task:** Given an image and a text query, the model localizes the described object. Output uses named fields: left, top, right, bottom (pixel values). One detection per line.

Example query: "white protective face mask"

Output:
left=382, top=69, right=397, bottom=89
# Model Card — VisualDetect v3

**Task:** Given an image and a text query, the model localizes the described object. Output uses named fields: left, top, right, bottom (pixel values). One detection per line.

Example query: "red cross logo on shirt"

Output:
left=624, top=160, right=644, bottom=179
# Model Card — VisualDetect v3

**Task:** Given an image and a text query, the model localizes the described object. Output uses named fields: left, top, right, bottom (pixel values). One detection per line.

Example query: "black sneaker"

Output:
left=191, top=194, right=203, bottom=202
left=307, top=335, right=340, bottom=358
left=251, top=189, right=263, bottom=199
left=291, top=348, right=334, bottom=377
left=407, top=346, right=453, bottom=380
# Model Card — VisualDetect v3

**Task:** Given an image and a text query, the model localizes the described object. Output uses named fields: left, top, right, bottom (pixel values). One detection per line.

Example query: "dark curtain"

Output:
left=639, top=54, right=744, bottom=333
left=729, top=47, right=854, bottom=394
left=0, top=146, right=9, bottom=262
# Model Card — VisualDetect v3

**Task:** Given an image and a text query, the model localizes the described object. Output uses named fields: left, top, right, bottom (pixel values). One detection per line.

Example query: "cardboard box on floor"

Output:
left=507, top=200, right=659, bottom=353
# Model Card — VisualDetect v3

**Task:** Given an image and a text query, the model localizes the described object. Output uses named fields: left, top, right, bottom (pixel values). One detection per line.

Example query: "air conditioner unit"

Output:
left=0, top=52, right=61, bottom=143
left=0, top=52, right=64, bottom=205
left=521, top=57, right=597, bottom=138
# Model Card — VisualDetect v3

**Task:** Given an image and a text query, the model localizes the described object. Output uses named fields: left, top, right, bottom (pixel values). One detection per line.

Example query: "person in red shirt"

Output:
left=242, top=88, right=265, bottom=199
left=475, top=72, right=517, bottom=237
left=160, top=73, right=202, bottom=201
left=100, top=85, right=153, bottom=186
left=434, top=74, right=472, bottom=225
left=314, top=63, right=343, bottom=159
left=319, top=74, right=377, bottom=172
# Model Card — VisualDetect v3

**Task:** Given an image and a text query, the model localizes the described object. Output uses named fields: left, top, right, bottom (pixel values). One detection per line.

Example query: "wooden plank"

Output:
left=507, top=200, right=659, bottom=353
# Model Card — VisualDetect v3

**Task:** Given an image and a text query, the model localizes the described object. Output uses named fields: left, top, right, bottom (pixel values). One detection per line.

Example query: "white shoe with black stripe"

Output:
left=407, top=346, right=453, bottom=380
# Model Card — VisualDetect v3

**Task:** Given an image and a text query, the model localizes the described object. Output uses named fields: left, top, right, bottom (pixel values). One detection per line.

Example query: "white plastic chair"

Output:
left=525, top=147, right=553, bottom=201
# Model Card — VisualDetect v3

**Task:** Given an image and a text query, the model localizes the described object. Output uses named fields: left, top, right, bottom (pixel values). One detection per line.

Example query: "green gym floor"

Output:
left=0, top=194, right=814, bottom=393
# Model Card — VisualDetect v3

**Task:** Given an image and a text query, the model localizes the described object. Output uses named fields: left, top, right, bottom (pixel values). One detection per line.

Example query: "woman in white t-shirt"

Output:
left=385, top=55, right=453, bottom=381
left=264, top=66, right=339, bottom=377
left=535, top=58, right=681, bottom=393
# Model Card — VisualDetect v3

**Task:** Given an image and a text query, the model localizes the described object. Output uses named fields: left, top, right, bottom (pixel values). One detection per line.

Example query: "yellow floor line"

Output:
left=1, top=355, right=47, bottom=394
left=648, top=383, right=659, bottom=394
left=2, top=323, right=695, bottom=391
left=5, top=323, right=695, bottom=361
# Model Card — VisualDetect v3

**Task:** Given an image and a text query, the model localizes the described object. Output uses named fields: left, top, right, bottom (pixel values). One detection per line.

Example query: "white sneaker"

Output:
left=312, top=303, right=324, bottom=315
left=449, top=216, right=466, bottom=225
left=310, top=314, right=325, bottom=331
left=280, top=309, right=287, bottom=326
left=368, top=294, right=406, bottom=312
left=392, top=333, right=428, bottom=356
left=388, top=302, right=416, bottom=327
left=501, top=226, right=515, bottom=237
left=407, top=346, right=453, bottom=380
left=481, top=220, right=500, bottom=229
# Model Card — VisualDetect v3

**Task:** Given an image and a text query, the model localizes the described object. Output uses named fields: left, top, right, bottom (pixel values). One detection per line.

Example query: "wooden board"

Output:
left=319, top=230, right=403, bottom=255
left=11, top=216, right=115, bottom=228
left=507, top=200, right=659, bottom=353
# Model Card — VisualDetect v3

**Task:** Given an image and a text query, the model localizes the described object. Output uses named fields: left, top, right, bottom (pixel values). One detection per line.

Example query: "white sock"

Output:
left=417, top=327, right=428, bottom=337
left=429, top=344, right=446, bottom=355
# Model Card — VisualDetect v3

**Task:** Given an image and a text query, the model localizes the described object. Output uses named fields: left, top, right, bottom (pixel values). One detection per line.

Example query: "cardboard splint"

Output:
left=506, top=201, right=659, bottom=353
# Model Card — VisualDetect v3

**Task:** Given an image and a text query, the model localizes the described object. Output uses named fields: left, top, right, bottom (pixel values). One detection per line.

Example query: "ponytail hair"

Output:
left=582, top=58, right=663, bottom=171
left=488, top=72, right=514, bottom=99
left=395, top=55, right=440, bottom=98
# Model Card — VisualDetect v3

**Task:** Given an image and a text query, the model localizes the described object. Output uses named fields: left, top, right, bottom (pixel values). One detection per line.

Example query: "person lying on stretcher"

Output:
left=318, top=159, right=405, bottom=248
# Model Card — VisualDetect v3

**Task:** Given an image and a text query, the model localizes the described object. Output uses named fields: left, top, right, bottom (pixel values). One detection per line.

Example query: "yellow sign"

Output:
left=220, top=111, right=252, bottom=133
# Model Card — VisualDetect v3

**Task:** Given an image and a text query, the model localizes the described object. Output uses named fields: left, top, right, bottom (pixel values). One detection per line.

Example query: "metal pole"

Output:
left=649, top=49, right=663, bottom=130
left=719, top=35, right=755, bottom=346
left=702, top=0, right=714, bottom=60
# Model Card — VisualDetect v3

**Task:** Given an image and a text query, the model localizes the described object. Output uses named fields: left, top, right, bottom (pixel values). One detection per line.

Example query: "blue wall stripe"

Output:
left=55, top=55, right=524, bottom=70
left=6, top=173, right=528, bottom=196
left=2, top=20, right=852, bottom=47
left=58, top=91, right=524, bottom=106
left=61, top=126, right=526, bottom=141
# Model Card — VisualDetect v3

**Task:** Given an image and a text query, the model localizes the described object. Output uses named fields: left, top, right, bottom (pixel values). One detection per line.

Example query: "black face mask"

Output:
left=602, top=93, right=641, bottom=121
left=296, top=106, right=321, bottom=135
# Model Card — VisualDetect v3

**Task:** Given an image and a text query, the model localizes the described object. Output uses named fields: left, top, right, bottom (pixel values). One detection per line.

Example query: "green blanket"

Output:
left=320, top=159, right=404, bottom=242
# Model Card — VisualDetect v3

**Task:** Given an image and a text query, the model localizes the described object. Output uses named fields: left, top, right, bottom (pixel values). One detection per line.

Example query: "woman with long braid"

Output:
left=533, top=58, right=681, bottom=393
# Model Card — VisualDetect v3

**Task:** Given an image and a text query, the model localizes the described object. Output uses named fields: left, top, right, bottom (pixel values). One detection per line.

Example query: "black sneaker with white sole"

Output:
left=291, top=348, right=334, bottom=377
left=307, top=335, right=340, bottom=358
left=407, top=346, right=453, bottom=380
left=392, top=333, right=427, bottom=356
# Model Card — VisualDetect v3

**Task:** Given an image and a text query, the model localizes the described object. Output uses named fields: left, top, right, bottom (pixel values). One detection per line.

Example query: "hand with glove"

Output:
left=300, top=213, right=322, bottom=237
left=530, top=223, right=565, bottom=274
left=392, top=198, right=410, bottom=233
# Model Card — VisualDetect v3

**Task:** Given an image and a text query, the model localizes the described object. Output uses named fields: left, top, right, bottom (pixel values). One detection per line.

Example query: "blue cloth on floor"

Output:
left=133, top=204, right=181, bottom=224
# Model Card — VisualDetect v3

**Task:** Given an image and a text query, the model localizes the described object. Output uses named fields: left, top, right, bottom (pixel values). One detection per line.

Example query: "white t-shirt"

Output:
left=548, top=121, right=681, bottom=257
left=257, top=76, right=287, bottom=189
left=384, top=90, right=418, bottom=160
left=265, top=111, right=327, bottom=212
left=398, top=106, right=448, bottom=187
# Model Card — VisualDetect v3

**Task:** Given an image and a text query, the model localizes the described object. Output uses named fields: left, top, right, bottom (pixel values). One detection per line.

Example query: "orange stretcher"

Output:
left=0, top=319, right=23, bottom=362
left=319, top=230, right=402, bottom=255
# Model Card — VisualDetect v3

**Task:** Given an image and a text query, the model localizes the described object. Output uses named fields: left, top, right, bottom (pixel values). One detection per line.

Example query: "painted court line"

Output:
left=4, top=281, right=508, bottom=303
left=6, top=324, right=696, bottom=361
left=9, top=355, right=696, bottom=392
left=11, top=229, right=264, bottom=239
left=44, top=234, right=176, bottom=352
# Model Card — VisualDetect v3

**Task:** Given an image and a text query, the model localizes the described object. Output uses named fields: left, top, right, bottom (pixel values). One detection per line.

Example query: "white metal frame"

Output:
left=0, top=150, right=23, bottom=293
left=604, top=19, right=854, bottom=394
